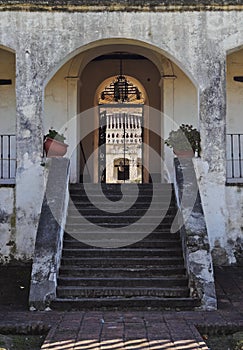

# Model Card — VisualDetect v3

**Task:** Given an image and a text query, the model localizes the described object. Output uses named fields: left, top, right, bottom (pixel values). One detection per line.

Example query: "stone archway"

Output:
left=78, top=48, right=161, bottom=183
left=44, top=39, right=198, bottom=183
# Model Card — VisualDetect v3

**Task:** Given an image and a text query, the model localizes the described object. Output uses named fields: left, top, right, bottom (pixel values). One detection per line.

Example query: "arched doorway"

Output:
left=96, top=70, right=146, bottom=184
left=79, top=49, right=161, bottom=183
left=44, top=39, right=198, bottom=184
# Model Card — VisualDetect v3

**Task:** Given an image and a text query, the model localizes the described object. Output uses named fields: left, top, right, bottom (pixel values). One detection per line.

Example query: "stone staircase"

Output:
left=51, top=183, right=200, bottom=310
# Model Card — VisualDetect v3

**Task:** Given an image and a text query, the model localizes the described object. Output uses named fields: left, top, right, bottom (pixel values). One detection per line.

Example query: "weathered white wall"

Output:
left=0, top=48, right=16, bottom=133
left=164, top=63, right=198, bottom=181
left=0, top=10, right=242, bottom=262
left=194, top=158, right=243, bottom=265
left=45, top=62, right=69, bottom=134
left=0, top=187, right=15, bottom=263
left=193, top=159, right=229, bottom=263
left=225, top=186, right=243, bottom=264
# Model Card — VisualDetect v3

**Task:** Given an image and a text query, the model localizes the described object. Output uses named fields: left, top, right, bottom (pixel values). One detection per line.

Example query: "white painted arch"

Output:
left=44, top=38, right=198, bottom=183
left=43, top=38, right=199, bottom=89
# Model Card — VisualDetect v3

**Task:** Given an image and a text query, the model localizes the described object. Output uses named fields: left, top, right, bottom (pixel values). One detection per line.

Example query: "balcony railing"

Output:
left=226, top=133, right=243, bottom=183
left=0, top=134, right=16, bottom=184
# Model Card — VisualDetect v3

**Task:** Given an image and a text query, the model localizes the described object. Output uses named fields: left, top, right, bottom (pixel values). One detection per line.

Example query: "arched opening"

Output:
left=226, top=47, right=243, bottom=183
left=44, top=39, right=198, bottom=184
left=93, top=69, right=146, bottom=184
left=0, top=46, right=16, bottom=184
left=79, top=49, right=160, bottom=183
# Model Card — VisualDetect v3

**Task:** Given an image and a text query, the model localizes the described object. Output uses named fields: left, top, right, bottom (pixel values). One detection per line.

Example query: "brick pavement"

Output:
left=0, top=267, right=242, bottom=350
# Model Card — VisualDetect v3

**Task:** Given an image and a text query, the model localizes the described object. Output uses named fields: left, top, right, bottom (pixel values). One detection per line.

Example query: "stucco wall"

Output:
left=194, top=159, right=243, bottom=265
left=164, top=63, right=198, bottom=180
left=45, top=63, right=69, bottom=134
left=226, top=186, right=243, bottom=265
left=0, top=187, right=15, bottom=263
left=0, top=9, right=242, bottom=262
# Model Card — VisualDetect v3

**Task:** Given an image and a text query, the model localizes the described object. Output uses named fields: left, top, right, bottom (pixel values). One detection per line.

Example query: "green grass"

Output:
left=204, top=331, right=243, bottom=350
left=0, top=334, right=45, bottom=350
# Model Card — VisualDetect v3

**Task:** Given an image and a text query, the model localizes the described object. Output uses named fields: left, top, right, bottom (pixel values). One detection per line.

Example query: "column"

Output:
left=15, top=48, right=45, bottom=260
left=196, top=54, right=227, bottom=262
left=65, top=76, right=79, bottom=183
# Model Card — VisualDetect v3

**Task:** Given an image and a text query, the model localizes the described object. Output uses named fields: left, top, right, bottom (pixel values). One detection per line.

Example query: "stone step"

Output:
left=61, top=256, right=184, bottom=267
left=62, top=248, right=183, bottom=258
left=63, top=231, right=181, bottom=247
left=70, top=187, right=173, bottom=194
left=64, top=231, right=180, bottom=241
left=65, top=217, right=175, bottom=228
left=69, top=195, right=174, bottom=203
left=58, top=266, right=186, bottom=278
left=67, top=206, right=177, bottom=215
left=69, top=198, right=174, bottom=205
left=67, top=212, right=177, bottom=224
left=65, top=222, right=174, bottom=231
left=53, top=182, right=198, bottom=310
left=63, top=239, right=181, bottom=249
left=51, top=297, right=200, bottom=311
left=67, top=207, right=177, bottom=216
left=56, top=286, right=190, bottom=298
left=57, top=277, right=188, bottom=288
left=69, top=183, right=174, bottom=191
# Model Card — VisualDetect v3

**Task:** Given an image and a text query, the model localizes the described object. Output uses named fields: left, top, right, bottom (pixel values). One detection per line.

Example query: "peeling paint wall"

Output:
left=174, top=158, right=216, bottom=310
left=44, top=62, right=69, bottom=134
left=0, top=187, right=16, bottom=263
left=226, top=186, right=243, bottom=265
left=164, top=63, right=198, bottom=180
left=194, top=159, right=243, bottom=265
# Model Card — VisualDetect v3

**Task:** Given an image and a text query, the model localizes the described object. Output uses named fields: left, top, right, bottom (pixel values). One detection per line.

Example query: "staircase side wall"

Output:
left=174, top=158, right=217, bottom=311
left=29, top=158, right=70, bottom=311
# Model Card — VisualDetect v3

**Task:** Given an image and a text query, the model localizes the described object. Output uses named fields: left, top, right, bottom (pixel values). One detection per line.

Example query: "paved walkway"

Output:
left=0, top=267, right=243, bottom=350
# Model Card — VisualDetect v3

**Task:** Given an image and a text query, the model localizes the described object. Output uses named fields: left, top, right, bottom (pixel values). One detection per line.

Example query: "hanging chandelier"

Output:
left=100, top=57, right=141, bottom=103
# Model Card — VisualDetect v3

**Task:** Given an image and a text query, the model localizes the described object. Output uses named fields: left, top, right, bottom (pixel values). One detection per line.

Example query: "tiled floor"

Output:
left=0, top=267, right=243, bottom=350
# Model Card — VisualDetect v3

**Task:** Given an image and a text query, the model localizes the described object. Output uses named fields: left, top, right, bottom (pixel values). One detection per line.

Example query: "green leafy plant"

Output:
left=44, top=129, right=66, bottom=143
left=165, top=124, right=201, bottom=155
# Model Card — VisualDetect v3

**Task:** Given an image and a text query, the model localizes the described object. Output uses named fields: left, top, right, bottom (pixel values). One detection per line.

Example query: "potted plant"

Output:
left=44, top=129, right=68, bottom=157
left=165, top=124, right=201, bottom=158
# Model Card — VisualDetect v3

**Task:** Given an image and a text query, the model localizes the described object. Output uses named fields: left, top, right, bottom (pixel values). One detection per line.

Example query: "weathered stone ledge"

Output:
left=1, top=1, right=243, bottom=12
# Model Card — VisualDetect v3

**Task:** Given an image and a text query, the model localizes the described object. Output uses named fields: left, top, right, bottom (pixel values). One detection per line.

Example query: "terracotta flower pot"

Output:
left=44, top=137, right=68, bottom=157
left=173, top=149, right=194, bottom=158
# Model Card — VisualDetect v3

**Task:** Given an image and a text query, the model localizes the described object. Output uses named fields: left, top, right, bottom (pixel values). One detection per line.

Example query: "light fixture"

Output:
left=101, top=56, right=141, bottom=103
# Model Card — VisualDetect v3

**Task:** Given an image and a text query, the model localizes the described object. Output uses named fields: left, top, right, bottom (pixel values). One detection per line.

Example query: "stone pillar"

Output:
left=197, top=54, right=229, bottom=264
left=161, top=75, right=176, bottom=182
left=65, top=76, right=79, bottom=183
left=15, top=48, right=45, bottom=260
left=199, top=58, right=226, bottom=172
